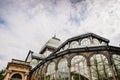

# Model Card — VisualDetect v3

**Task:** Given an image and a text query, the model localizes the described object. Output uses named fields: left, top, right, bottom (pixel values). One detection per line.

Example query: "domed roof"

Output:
left=39, top=36, right=61, bottom=54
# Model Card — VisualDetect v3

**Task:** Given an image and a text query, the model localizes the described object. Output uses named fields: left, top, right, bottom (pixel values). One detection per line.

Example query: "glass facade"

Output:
left=71, top=56, right=89, bottom=80
left=90, top=54, right=112, bottom=80
left=30, top=33, right=120, bottom=80
left=32, top=53, right=120, bottom=80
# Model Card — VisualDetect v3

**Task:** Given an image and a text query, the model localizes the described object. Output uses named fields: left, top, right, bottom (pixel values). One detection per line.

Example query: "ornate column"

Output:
left=24, top=72, right=29, bottom=80
left=87, top=58, right=92, bottom=80
left=43, top=68, right=47, bottom=80
left=108, top=57, right=116, bottom=80
left=68, top=64, right=71, bottom=80
left=55, top=65, right=58, bottom=80
left=44, top=72, right=46, bottom=80
left=6, top=70, right=12, bottom=80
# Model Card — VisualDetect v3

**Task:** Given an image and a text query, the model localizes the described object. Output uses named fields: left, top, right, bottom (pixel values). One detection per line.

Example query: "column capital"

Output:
left=7, top=70, right=12, bottom=75
left=68, top=64, right=71, bottom=68
left=108, top=58, right=113, bottom=66
left=87, top=61, right=91, bottom=66
left=55, top=67, right=58, bottom=71
left=25, top=72, right=29, bottom=75
left=87, top=64, right=91, bottom=67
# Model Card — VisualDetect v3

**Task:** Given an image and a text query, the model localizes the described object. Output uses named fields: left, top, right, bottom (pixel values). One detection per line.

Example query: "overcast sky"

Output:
left=0, top=0, right=120, bottom=69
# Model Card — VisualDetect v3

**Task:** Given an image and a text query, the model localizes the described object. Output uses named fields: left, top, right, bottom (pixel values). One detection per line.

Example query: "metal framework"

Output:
left=30, top=33, right=120, bottom=80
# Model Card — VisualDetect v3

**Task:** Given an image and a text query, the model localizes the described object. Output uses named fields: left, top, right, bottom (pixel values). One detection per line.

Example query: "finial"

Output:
left=54, top=33, right=56, bottom=38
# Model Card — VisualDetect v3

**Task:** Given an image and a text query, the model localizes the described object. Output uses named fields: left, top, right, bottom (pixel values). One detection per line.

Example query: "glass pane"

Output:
left=57, top=59, right=68, bottom=80
left=71, top=55, right=89, bottom=80
left=46, top=62, right=56, bottom=80
left=70, top=41, right=79, bottom=48
left=90, top=54, right=112, bottom=80
left=113, top=54, right=120, bottom=79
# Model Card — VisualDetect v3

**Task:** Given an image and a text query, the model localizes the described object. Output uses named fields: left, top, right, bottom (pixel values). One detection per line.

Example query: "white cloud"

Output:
left=0, top=0, right=120, bottom=69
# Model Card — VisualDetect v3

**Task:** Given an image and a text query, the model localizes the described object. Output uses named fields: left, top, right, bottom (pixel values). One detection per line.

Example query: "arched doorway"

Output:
left=46, top=62, right=56, bottom=80
left=90, top=54, right=112, bottom=80
left=11, top=73, right=22, bottom=80
left=57, top=58, right=68, bottom=80
left=71, top=55, right=89, bottom=80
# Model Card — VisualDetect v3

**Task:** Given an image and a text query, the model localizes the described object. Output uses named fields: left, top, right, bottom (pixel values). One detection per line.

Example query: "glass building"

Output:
left=29, top=33, right=120, bottom=80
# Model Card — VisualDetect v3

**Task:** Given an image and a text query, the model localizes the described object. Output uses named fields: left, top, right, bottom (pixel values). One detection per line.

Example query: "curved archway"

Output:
left=81, top=38, right=91, bottom=47
left=57, top=58, right=68, bottom=80
left=71, top=55, right=89, bottom=80
left=46, top=62, right=56, bottom=80
left=70, top=41, right=79, bottom=48
left=38, top=65, right=45, bottom=80
left=11, top=73, right=22, bottom=80
left=90, top=54, right=112, bottom=80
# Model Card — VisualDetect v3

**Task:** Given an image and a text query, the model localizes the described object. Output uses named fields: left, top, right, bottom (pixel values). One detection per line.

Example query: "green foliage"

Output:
left=0, top=69, right=5, bottom=80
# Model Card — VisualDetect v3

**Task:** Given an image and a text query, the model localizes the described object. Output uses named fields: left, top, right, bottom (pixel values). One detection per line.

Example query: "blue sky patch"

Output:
left=0, top=18, right=6, bottom=25
left=70, top=0, right=84, bottom=4
left=69, top=14, right=81, bottom=27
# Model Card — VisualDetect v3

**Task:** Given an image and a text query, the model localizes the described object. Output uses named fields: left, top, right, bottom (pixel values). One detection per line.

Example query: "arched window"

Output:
left=112, top=54, right=120, bottom=79
left=57, top=58, right=68, bottom=80
left=71, top=55, right=89, bottom=80
left=81, top=38, right=91, bottom=47
left=70, top=41, right=79, bottom=48
left=64, top=44, right=69, bottom=50
left=39, top=65, right=45, bottom=80
left=92, top=38, right=100, bottom=46
left=90, top=54, right=112, bottom=80
left=11, top=73, right=22, bottom=80
left=46, top=62, right=56, bottom=80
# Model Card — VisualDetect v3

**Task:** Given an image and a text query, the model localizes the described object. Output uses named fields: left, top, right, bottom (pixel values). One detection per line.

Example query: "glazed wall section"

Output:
left=31, top=51, right=120, bottom=80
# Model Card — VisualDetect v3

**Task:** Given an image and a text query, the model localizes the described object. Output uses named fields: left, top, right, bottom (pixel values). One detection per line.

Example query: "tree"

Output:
left=0, top=69, right=5, bottom=80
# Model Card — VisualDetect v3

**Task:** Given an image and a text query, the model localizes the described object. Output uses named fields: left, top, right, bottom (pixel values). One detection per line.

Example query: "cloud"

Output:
left=0, top=0, right=120, bottom=69
left=70, top=0, right=84, bottom=4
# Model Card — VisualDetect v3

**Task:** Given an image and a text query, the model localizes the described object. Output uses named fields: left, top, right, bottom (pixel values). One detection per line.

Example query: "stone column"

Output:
left=55, top=66, right=58, bottom=80
left=55, top=70, right=57, bottom=80
left=44, top=73, right=46, bottom=80
left=87, top=59, right=92, bottom=80
left=87, top=65, right=92, bottom=80
left=6, top=70, right=12, bottom=80
left=24, top=72, right=29, bottom=80
left=68, top=64, right=71, bottom=80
